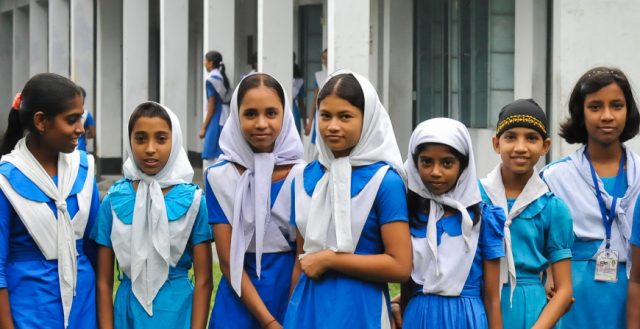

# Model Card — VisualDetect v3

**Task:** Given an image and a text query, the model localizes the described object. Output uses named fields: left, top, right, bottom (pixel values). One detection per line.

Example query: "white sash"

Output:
left=208, top=162, right=302, bottom=296
left=292, top=78, right=304, bottom=99
left=314, top=70, right=327, bottom=90
left=110, top=188, right=201, bottom=309
left=411, top=215, right=481, bottom=296
left=0, top=152, right=94, bottom=327
left=543, top=146, right=640, bottom=270
left=295, top=165, right=389, bottom=254
left=480, top=164, right=548, bottom=304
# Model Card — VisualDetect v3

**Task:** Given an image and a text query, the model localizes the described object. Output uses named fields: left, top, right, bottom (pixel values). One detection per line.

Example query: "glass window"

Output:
left=414, top=0, right=515, bottom=128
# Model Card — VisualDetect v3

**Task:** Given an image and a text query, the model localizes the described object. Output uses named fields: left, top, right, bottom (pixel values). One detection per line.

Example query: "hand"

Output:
left=199, top=126, right=206, bottom=139
left=544, top=277, right=555, bottom=301
left=390, top=302, right=403, bottom=329
left=300, top=250, right=335, bottom=280
left=304, top=119, right=312, bottom=136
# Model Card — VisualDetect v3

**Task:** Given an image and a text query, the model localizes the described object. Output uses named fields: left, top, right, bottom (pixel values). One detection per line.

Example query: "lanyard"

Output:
left=585, top=148, right=626, bottom=249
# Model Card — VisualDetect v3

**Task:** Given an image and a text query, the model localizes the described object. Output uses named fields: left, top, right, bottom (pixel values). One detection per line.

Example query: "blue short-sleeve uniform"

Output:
left=0, top=151, right=100, bottom=328
left=284, top=161, right=409, bottom=329
left=202, top=78, right=225, bottom=160
left=479, top=183, right=574, bottom=329
left=78, top=111, right=95, bottom=152
left=91, top=179, right=212, bottom=329
left=402, top=203, right=506, bottom=329
left=206, top=161, right=294, bottom=329
left=543, top=158, right=629, bottom=329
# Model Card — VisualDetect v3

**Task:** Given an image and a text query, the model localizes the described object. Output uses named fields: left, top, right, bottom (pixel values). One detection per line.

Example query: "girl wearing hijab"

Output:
left=479, top=100, right=574, bottom=328
left=284, top=71, right=412, bottom=328
left=542, top=67, right=640, bottom=329
left=93, top=102, right=213, bottom=328
left=206, top=73, right=305, bottom=329
left=0, top=73, right=99, bottom=328
left=398, top=118, right=505, bottom=329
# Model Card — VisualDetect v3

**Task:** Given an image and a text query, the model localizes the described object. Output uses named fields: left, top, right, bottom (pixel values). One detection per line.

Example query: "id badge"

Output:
left=594, top=249, right=618, bottom=283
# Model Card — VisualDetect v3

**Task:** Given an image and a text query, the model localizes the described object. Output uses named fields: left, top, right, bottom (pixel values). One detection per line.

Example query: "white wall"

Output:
left=551, top=0, right=640, bottom=160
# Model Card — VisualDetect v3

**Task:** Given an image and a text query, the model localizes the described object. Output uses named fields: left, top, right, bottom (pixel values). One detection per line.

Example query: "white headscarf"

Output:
left=122, top=102, right=194, bottom=315
left=1, top=138, right=82, bottom=328
left=218, top=73, right=304, bottom=296
left=303, top=70, right=405, bottom=254
left=404, top=118, right=481, bottom=275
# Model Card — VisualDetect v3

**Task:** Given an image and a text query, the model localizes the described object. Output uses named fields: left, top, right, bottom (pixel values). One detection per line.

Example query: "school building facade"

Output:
left=0, top=0, right=639, bottom=176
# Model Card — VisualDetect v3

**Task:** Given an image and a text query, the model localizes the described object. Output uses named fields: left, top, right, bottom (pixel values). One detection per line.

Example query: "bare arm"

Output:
left=200, top=97, right=216, bottom=139
left=0, top=289, right=14, bottom=329
left=213, top=224, right=282, bottom=329
left=191, top=243, right=213, bottom=329
left=299, top=221, right=412, bottom=283
left=96, top=246, right=115, bottom=329
left=483, top=259, right=503, bottom=329
left=289, top=229, right=304, bottom=297
left=532, top=259, right=573, bottom=329
left=85, top=126, right=96, bottom=140
left=628, top=246, right=640, bottom=329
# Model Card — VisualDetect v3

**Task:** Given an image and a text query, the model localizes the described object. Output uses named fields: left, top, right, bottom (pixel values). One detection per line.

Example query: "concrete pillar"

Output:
left=122, top=0, right=149, bottom=157
left=96, top=0, right=123, bottom=174
left=49, top=0, right=70, bottom=76
left=71, top=0, right=95, bottom=112
left=326, top=0, right=369, bottom=77
left=206, top=0, right=236, bottom=86
left=0, top=12, right=13, bottom=135
left=160, top=0, right=189, bottom=148
left=514, top=0, right=546, bottom=103
left=187, top=0, right=204, bottom=156
left=382, top=0, right=413, bottom=157
left=30, top=0, right=48, bottom=75
left=12, top=6, right=29, bottom=93
left=257, top=0, right=293, bottom=99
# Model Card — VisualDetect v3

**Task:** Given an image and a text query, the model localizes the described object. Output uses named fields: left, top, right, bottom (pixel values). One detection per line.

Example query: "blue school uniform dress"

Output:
left=202, top=71, right=226, bottom=160
left=479, top=185, right=574, bottom=329
left=207, top=160, right=298, bottom=329
left=91, top=179, right=212, bottom=329
left=402, top=204, right=505, bottom=329
left=542, top=146, right=640, bottom=329
left=284, top=161, right=408, bottom=329
left=0, top=151, right=99, bottom=328
left=77, top=110, right=95, bottom=152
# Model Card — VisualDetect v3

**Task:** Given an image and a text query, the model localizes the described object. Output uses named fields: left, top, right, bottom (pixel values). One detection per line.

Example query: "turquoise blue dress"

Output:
left=402, top=204, right=506, bottom=329
left=91, top=179, right=212, bottom=329
left=284, top=161, right=408, bottom=329
left=206, top=161, right=295, bottom=329
left=202, top=77, right=224, bottom=160
left=548, top=172, right=629, bottom=329
left=479, top=185, right=574, bottom=329
left=0, top=151, right=100, bottom=328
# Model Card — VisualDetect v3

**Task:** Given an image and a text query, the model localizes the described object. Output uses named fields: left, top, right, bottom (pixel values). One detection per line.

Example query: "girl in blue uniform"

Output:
left=629, top=196, right=640, bottom=328
left=479, top=99, right=574, bottom=328
left=284, top=70, right=412, bottom=329
left=397, top=118, right=505, bottom=329
left=206, top=73, right=304, bottom=329
left=0, top=73, right=99, bottom=328
left=93, top=102, right=213, bottom=328
left=541, top=67, right=640, bottom=329
left=292, top=61, right=306, bottom=135
left=201, top=50, right=232, bottom=169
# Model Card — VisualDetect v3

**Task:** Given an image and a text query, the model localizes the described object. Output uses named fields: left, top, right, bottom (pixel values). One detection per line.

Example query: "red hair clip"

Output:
left=12, top=93, right=22, bottom=111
